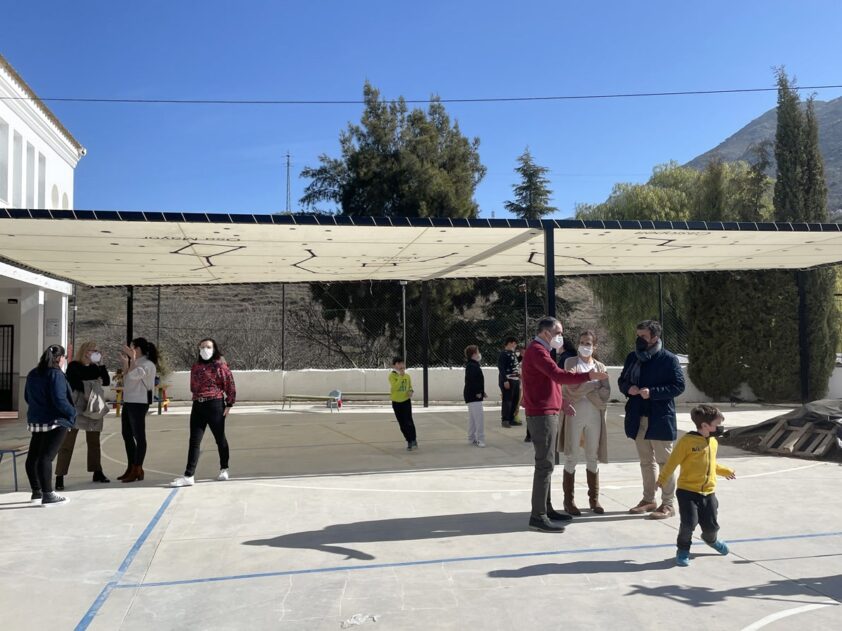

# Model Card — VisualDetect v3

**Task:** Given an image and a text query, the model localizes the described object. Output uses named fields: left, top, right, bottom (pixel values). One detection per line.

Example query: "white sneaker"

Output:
left=170, top=476, right=195, bottom=487
left=476, top=441, right=486, bottom=448
left=216, top=469, right=229, bottom=481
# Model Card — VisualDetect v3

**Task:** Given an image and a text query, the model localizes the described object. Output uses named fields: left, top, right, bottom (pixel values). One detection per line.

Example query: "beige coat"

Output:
left=558, top=356, right=610, bottom=463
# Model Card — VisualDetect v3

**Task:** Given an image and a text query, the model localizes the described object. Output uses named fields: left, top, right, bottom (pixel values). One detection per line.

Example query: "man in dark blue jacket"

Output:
left=618, top=320, right=685, bottom=520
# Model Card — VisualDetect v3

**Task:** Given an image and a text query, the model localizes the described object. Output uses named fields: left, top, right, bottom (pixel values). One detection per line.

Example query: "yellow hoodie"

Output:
left=389, top=371, right=413, bottom=403
left=658, top=432, right=734, bottom=495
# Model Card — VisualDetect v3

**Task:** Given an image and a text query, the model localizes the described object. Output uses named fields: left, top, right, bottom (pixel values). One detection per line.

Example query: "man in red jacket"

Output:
left=522, top=316, right=610, bottom=532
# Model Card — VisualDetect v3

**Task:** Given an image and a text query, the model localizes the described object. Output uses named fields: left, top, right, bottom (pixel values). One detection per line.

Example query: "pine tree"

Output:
left=504, top=148, right=557, bottom=219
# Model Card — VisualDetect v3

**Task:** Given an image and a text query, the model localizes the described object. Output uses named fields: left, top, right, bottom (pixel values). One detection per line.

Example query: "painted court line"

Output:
left=74, top=488, right=179, bottom=631
left=114, top=530, right=842, bottom=590
left=740, top=602, right=837, bottom=630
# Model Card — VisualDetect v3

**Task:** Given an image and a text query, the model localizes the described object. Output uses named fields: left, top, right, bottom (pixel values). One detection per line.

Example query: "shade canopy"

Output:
left=1, top=209, right=840, bottom=286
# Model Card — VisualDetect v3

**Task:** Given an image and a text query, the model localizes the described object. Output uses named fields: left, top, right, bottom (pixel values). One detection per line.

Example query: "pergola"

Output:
left=2, top=208, right=841, bottom=402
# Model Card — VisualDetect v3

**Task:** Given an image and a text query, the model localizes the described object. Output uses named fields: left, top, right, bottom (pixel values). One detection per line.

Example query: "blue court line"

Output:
left=75, top=488, right=179, bottom=631
left=114, top=529, right=842, bottom=590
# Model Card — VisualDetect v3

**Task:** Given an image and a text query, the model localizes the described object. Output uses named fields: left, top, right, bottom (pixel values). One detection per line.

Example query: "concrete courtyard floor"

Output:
left=1, top=401, right=840, bottom=630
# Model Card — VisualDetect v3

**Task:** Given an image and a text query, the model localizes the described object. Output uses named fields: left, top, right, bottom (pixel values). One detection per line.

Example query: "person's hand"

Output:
left=476, top=393, right=482, bottom=399
left=408, top=389, right=414, bottom=397
left=590, top=371, right=609, bottom=381
left=640, top=388, right=651, bottom=400
left=726, top=471, right=736, bottom=480
left=656, top=480, right=662, bottom=489
left=503, top=382, right=510, bottom=390
left=628, top=385, right=640, bottom=396
left=223, top=407, right=231, bottom=417
left=563, top=402, right=576, bottom=417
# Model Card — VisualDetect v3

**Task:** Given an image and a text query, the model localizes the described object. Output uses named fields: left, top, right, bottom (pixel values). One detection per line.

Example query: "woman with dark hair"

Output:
left=55, top=340, right=111, bottom=490
left=118, top=337, right=158, bottom=483
left=170, top=338, right=236, bottom=487
left=24, top=344, right=76, bottom=506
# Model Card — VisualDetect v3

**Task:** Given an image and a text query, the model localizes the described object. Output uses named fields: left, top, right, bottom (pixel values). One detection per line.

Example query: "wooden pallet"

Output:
left=758, top=419, right=837, bottom=457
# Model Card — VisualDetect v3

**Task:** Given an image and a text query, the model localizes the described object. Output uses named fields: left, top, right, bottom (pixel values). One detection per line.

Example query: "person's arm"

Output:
left=533, top=349, right=591, bottom=386
left=657, top=439, right=686, bottom=486
left=596, top=362, right=611, bottom=403
left=497, top=353, right=506, bottom=388
left=99, top=364, right=111, bottom=387
left=220, top=363, right=236, bottom=407
left=618, top=354, right=635, bottom=397
left=647, top=356, right=686, bottom=400
left=50, top=371, right=77, bottom=422
left=716, top=463, right=735, bottom=479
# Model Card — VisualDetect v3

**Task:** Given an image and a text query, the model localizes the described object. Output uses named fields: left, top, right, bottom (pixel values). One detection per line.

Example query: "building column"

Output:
left=17, top=288, right=44, bottom=417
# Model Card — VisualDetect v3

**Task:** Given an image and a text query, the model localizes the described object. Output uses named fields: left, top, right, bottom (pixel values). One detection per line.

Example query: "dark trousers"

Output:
left=500, top=380, right=520, bottom=423
left=56, top=428, right=102, bottom=475
left=122, top=402, right=149, bottom=466
left=391, top=399, right=417, bottom=442
left=25, top=428, right=67, bottom=493
left=676, top=489, right=720, bottom=551
left=527, top=414, right=558, bottom=517
left=185, top=399, right=229, bottom=476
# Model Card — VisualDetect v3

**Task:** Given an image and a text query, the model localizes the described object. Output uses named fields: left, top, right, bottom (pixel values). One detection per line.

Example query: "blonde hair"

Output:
left=74, top=340, right=98, bottom=363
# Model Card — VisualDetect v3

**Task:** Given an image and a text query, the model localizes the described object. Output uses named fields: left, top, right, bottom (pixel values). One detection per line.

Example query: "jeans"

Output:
left=122, top=402, right=149, bottom=466
left=500, top=380, right=520, bottom=423
left=391, top=399, right=417, bottom=443
left=634, top=416, right=676, bottom=506
left=185, top=399, right=229, bottom=476
left=676, top=489, right=720, bottom=551
left=25, top=427, right=68, bottom=493
left=56, top=428, right=103, bottom=475
left=527, top=414, right=558, bottom=518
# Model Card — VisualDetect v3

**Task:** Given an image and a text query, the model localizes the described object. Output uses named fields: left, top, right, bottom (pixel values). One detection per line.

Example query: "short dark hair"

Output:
left=536, top=316, right=559, bottom=335
left=392, top=356, right=404, bottom=365
left=636, top=320, right=662, bottom=338
left=503, top=336, right=518, bottom=346
left=690, top=404, right=722, bottom=429
left=465, top=345, right=479, bottom=360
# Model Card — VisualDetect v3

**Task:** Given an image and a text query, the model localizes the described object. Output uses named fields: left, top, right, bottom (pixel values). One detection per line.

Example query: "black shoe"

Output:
left=55, top=475, right=64, bottom=491
left=524, top=435, right=532, bottom=442
left=41, top=492, right=70, bottom=507
left=509, top=419, right=523, bottom=426
left=31, top=491, right=43, bottom=503
left=547, top=507, right=574, bottom=522
left=528, top=515, right=566, bottom=533
left=502, top=421, right=511, bottom=428
left=92, top=470, right=110, bottom=483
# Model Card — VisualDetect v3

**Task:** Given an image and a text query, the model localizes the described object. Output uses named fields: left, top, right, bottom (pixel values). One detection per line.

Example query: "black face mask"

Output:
left=635, top=337, right=649, bottom=352
left=713, top=426, right=726, bottom=438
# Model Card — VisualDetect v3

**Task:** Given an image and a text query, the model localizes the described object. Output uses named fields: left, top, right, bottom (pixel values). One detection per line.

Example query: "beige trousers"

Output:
left=634, top=416, right=676, bottom=507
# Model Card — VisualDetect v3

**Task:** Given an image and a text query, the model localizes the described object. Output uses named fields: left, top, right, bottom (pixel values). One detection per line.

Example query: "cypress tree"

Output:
left=803, top=96, right=828, bottom=222
left=772, top=68, right=804, bottom=221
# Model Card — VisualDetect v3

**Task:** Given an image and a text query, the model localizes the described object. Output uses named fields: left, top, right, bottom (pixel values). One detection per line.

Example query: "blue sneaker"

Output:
left=709, top=540, right=729, bottom=555
left=676, top=550, right=690, bottom=567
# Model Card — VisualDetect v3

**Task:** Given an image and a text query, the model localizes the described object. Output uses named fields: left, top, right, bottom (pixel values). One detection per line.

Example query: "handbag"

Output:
left=82, top=379, right=110, bottom=420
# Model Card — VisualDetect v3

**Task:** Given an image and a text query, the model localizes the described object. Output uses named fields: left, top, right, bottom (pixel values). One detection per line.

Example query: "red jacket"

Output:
left=521, top=339, right=590, bottom=416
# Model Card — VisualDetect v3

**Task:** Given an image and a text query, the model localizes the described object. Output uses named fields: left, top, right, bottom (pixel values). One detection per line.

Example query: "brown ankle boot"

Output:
left=587, top=470, right=604, bottom=514
left=562, top=470, right=581, bottom=516
left=117, top=464, right=132, bottom=480
left=122, top=465, right=144, bottom=483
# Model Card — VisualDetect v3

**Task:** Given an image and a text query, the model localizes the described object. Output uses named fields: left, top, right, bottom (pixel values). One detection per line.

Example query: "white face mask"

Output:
left=59, top=358, right=67, bottom=373
left=550, top=334, right=564, bottom=350
left=578, top=346, right=593, bottom=358
left=199, top=347, right=214, bottom=361
left=474, top=354, right=482, bottom=362
left=90, top=352, right=102, bottom=364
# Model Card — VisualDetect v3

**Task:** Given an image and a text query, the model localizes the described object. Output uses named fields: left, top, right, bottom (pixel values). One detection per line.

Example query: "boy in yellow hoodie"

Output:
left=658, top=404, right=736, bottom=566
left=389, top=357, right=417, bottom=451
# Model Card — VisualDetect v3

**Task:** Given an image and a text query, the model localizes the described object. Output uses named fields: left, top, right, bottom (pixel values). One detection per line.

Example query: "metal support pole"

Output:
left=658, top=273, right=664, bottom=344
left=520, top=281, right=528, bottom=347
left=281, top=283, right=287, bottom=371
left=400, top=280, right=407, bottom=362
left=70, top=285, right=77, bottom=356
left=543, top=223, right=556, bottom=317
left=421, top=281, right=430, bottom=408
left=156, top=286, right=161, bottom=346
left=796, top=271, right=810, bottom=403
left=126, top=285, right=134, bottom=345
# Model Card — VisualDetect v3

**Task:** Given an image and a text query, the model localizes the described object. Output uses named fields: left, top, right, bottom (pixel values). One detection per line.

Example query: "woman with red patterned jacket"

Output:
left=170, top=338, right=236, bottom=487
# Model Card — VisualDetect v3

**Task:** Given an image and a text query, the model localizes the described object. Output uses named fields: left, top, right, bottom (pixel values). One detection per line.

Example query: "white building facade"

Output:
left=0, top=54, right=85, bottom=413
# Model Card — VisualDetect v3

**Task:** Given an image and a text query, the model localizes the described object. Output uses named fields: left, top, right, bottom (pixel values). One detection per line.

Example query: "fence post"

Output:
left=422, top=280, right=429, bottom=408
left=126, top=285, right=134, bottom=345
left=543, top=223, right=555, bottom=317
left=796, top=270, right=810, bottom=403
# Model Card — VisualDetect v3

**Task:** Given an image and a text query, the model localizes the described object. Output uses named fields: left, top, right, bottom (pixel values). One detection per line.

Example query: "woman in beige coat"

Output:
left=559, top=330, right=610, bottom=515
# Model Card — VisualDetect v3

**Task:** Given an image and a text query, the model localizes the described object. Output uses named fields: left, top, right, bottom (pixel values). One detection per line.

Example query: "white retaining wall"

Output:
left=160, top=366, right=842, bottom=403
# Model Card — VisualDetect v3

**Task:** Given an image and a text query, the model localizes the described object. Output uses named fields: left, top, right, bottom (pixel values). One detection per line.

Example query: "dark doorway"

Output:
left=0, top=325, right=13, bottom=411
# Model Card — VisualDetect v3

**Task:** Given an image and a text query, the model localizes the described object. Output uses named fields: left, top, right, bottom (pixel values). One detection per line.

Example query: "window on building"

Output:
left=38, top=153, right=46, bottom=208
left=0, top=118, right=8, bottom=202
left=51, top=184, right=59, bottom=209
left=12, top=132, right=22, bottom=207
left=62, top=192, right=69, bottom=210
left=26, top=142, right=35, bottom=207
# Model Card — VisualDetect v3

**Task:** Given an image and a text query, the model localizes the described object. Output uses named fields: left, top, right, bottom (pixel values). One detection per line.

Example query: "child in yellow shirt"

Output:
left=389, top=357, right=417, bottom=451
left=658, top=404, right=736, bottom=566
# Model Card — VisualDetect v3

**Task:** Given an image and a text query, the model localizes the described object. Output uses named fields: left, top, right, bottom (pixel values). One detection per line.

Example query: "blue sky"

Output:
left=4, top=1, right=842, bottom=218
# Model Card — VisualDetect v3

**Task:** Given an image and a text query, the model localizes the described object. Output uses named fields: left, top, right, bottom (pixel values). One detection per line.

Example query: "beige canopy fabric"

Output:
left=1, top=210, right=840, bottom=286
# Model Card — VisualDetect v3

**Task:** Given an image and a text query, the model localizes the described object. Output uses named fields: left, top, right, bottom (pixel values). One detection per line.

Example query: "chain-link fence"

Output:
left=72, top=274, right=693, bottom=372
